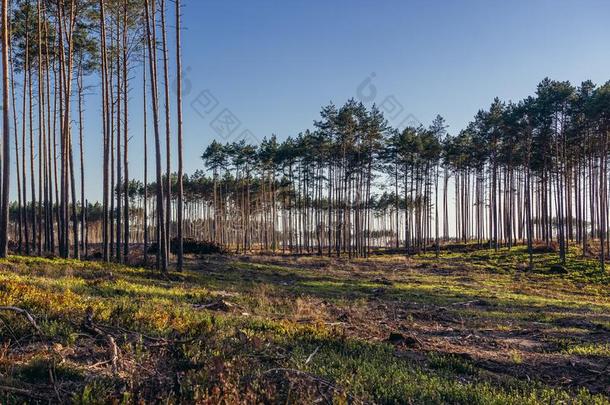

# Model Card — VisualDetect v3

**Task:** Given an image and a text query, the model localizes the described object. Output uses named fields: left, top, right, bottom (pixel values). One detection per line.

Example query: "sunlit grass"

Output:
left=564, top=343, right=610, bottom=358
left=0, top=248, right=609, bottom=403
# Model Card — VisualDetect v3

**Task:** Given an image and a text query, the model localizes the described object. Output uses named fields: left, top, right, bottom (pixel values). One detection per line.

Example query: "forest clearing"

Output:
left=0, top=0, right=608, bottom=403
left=0, top=246, right=609, bottom=403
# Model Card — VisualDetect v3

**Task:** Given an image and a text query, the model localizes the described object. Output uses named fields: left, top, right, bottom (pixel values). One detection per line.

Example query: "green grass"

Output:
left=0, top=250, right=608, bottom=403
left=420, top=244, right=610, bottom=283
left=563, top=343, right=610, bottom=358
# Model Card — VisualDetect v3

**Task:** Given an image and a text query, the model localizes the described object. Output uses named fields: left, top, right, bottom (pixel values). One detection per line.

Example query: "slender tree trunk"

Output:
left=9, top=33, right=22, bottom=254
left=115, top=10, right=122, bottom=262
left=78, top=64, right=85, bottom=257
left=161, top=0, right=172, bottom=264
left=144, top=0, right=168, bottom=272
left=142, top=46, right=149, bottom=265
left=0, top=0, right=9, bottom=258
left=175, top=0, right=184, bottom=271
left=122, top=0, right=129, bottom=260
left=100, top=0, right=110, bottom=261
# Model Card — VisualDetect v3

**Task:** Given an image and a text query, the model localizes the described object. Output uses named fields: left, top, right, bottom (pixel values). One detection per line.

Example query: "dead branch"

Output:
left=305, top=345, right=320, bottom=365
left=324, top=322, right=346, bottom=326
left=0, top=306, right=43, bottom=335
left=0, top=383, right=43, bottom=400
left=82, top=310, right=120, bottom=375
left=0, top=384, right=33, bottom=395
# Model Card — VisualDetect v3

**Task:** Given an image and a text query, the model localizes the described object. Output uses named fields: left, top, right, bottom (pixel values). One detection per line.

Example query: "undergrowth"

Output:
left=0, top=250, right=608, bottom=404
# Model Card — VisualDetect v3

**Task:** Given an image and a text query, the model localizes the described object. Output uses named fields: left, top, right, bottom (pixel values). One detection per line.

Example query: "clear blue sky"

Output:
left=76, top=0, right=610, bottom=201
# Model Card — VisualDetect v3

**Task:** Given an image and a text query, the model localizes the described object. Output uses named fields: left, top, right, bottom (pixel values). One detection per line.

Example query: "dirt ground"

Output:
left=189, top=251, right=610, bottom=397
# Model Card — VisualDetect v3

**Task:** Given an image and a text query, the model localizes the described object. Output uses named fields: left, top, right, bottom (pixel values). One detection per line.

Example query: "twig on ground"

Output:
left=324, top=322, right=345, bottom=326
left=305, top=346, right=320, bottom=365
left=70, top=317, right=197, bottom=351
left=0, top=383, right=42, bottom=400
left=451, top=300, right=478, bottom=306
left=49, top=365, right=62, bottom=403
left=87, top=359, right=112, bottom=369
left=82, top=309, right=120, bottom=375
left=0, top=307, right=43, bottom=335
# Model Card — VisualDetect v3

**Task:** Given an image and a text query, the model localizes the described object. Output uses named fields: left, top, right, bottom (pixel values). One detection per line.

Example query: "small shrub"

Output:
left=548, top=264, right=568, bottom=274
left=509, top=350, right=523, bottom=364
left=531, top=242, right=558, bottom=254
left=428, top=353, right=477, bottom=376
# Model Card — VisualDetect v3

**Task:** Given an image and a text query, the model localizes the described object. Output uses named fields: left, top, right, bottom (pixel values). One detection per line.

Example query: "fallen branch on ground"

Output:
left=193, top=299, right=235, bottom=312
left=0, top=306, right=43, bottom=335
left=82, top=310, right=120, bottom=375
left=305, top=346, right=320, bottom=365
left=0, top=383, right=43, bottom=400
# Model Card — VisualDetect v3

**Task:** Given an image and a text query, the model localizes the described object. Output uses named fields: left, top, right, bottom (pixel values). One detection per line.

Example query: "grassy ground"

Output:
left=0, top=246, right=609, bottom=404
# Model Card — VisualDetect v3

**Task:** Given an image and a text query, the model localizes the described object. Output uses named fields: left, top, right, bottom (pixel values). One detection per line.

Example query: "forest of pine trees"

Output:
left=0, top=1, right=609, bottom=274
left=188, top=82, right=610, bottom=272
left=0, top=0, right=185, bottom=272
